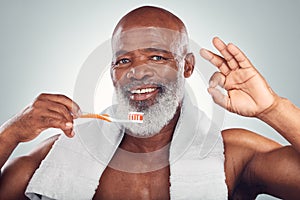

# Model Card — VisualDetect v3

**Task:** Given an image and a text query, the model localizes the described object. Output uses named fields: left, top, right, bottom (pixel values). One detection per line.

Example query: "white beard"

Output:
left=114, top=75, right=184, bottom=138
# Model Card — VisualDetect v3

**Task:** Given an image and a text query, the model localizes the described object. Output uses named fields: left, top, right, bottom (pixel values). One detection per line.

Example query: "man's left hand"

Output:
left=200, top=37, right=277, bottom=117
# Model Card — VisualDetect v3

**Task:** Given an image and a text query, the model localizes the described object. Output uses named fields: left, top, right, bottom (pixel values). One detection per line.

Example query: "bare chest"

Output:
left=93, top=166, right=170, bottom=200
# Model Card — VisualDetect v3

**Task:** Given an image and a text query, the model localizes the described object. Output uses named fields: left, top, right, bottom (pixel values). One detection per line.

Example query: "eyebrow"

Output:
left=114, top=48, right=173, bottom=58
left=143, top=48, right=180, bottom=59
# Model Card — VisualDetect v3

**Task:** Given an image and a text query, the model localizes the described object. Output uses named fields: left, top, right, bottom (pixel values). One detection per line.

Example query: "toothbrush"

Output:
left=79, top=112, right=144, bottom=123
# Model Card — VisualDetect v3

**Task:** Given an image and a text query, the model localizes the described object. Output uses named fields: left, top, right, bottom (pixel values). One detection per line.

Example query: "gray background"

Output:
left=1, top=0, right=300, bottom=199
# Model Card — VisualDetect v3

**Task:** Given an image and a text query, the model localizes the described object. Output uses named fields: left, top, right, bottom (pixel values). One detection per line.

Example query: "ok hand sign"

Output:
left=200, top=37, right=277, bottom=117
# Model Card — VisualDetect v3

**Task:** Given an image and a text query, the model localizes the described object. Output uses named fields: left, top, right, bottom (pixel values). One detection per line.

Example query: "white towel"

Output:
left=25, top=94, right=228, bottom=200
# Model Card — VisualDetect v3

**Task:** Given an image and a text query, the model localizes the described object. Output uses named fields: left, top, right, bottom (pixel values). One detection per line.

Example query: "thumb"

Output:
left=208, top=87, right=230, bottom=111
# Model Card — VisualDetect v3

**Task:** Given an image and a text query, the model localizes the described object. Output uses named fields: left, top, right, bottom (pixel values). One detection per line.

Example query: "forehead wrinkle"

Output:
left=112, top=27, right=189, bottom=61
left=141, top=48, right=171, bottom=54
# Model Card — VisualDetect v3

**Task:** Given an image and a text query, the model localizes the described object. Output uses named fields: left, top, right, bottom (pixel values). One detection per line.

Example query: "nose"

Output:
left=126, top=62, right=154, bottom=80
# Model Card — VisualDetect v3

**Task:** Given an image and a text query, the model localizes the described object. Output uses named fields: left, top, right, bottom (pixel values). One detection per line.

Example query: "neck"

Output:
left=120, top=106, right=181, bottom=153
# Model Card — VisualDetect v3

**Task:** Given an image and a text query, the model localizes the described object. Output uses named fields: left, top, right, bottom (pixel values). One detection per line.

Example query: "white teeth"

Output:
left=131, top=88, right=156, bottom=94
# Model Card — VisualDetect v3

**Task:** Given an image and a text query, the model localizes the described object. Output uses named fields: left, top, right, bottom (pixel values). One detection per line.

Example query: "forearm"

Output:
left=258, top=97, right=300, bottom=152
left=0, top=123, right=20, bottom=170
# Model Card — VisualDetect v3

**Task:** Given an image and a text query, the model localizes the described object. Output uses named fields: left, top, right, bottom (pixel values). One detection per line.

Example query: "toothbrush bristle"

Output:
left=128, top=112, right=144, bottom=123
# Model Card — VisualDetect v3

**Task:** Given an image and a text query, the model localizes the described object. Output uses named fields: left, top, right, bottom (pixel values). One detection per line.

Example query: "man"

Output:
left=0, top=5, right=300, bottom=199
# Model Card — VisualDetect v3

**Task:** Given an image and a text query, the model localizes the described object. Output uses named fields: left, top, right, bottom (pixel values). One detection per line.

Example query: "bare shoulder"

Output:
left=0, top=134, right=60, bottom=199
left=221, top=128, right=282, bottom=180
left=223, top=129, right=300, bottom=199
left=221, top=128, right=282, bottom=198
left=222, top=128, right=282, bottom=153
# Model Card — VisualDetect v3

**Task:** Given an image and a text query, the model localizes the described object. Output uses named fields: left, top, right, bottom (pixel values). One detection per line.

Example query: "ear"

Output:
left=184, top=53, right=195, bottom=78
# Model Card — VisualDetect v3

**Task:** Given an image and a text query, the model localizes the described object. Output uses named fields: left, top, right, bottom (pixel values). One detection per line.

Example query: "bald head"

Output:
left=111, top=6, right=194, bottom=80
left=113, top=6, right=187, bottom=36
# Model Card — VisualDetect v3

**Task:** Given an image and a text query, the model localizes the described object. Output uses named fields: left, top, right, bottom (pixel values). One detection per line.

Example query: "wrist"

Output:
left=256, top=96, right=300, bottom=152
left=0, top=121, right=22, bottom=169
left=0, top=120, right=22, bottom=147
left=257, top=96, right=288, bottom=121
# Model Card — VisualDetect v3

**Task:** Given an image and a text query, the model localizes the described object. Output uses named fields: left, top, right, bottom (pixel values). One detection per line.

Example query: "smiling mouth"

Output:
left=129, top=86, right=160, bottom=101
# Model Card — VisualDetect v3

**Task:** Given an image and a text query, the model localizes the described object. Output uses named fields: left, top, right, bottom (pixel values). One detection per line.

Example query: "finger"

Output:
left=227, top=43, right=252, bottom=68
left=46, top=101, right=74, bottom=123
left=49, top=119, right=74, bottom=138
left=33, top=99, right=73, bottom=123
left=38, top=93, right=81, bottom=118
left=200, top=48, right=231, bottom=75
left=209, top=72, right=226, bottom=88
left=212, top=37, right=239, bottom=70
left=63, top=129, right=75, bottom=138
left=207, top=87, right=230, bottom=110
left=39, top=115, right=74, bottom=138
left=39, top=111, right=72, bottom=130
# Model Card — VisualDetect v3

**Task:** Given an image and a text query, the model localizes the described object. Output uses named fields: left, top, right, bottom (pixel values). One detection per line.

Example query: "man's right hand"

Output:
left=2, top=93, right=81, bottom=143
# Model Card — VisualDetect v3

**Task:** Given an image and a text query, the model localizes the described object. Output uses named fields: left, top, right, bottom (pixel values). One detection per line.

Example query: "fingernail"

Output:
left=70, top=131, right=75, bottom=137
left=207, top=88, right=213, bottom=95
left=75, top=109, right=82, bottom=118
left=200, top=49, right=210, bottom=60
left=65, top=122, right=73, bottom=128
left=209, top=80, right=215, bottom=87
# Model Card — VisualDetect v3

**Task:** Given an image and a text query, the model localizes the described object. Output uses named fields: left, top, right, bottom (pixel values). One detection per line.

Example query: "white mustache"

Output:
left=120, top=80, right=174, bottom=96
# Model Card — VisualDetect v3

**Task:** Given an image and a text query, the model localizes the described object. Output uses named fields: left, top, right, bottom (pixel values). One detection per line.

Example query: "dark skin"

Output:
left=1, top=6, right=300, bottom=200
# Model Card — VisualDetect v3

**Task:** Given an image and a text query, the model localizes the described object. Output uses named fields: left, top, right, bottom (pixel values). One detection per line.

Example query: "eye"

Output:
left=151, top=55, right=166, bottom=61
left=117, top=58, right=130, bottom=65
